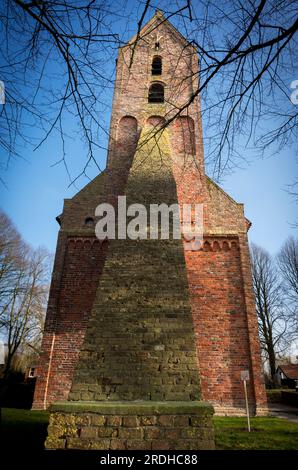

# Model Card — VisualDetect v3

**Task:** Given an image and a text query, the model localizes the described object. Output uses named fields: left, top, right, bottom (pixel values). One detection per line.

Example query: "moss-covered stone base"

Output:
left=45, top=401, right=215, bottom=450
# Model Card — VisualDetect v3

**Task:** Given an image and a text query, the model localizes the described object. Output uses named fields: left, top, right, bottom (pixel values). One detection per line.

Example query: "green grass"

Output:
left=213, top=416, right=298, bottom=450
left=0, top=408, right=49, bottom=450
left=1, top=408, right=298, bottom=450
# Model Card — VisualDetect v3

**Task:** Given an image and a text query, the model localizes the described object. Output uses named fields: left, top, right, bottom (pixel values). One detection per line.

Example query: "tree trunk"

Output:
left=3, top=351, right=13, bottom=380
left=268, top=346, right=276, bottom=386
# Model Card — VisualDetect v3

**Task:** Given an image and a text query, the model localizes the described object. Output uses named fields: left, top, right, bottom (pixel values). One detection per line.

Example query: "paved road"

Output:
left=268, top=404, right=298, bottom=424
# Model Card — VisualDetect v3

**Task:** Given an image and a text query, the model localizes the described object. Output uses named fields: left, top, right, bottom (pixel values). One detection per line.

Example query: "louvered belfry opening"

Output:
left=148, top=83, right=164, bottom=103
left=152, top=56, right=162, bottom=75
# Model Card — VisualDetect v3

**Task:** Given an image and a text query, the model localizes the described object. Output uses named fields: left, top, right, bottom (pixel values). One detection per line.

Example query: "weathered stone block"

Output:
left=107, top=415, right=122, bottom=427
left=67, top=437, right=90, bottom=449
left=190, top=416, right=210, bottom=427
left=165, top=428, right=181, bottom=440
left=174, top=416, right=189, bottom=427
left=45, top=436, right=66, bottom=449
left=90, top=439, right=111, bottom=450
left=75, top=414, right=90, bottom=426
left=110, top=439, right=126, bottom=450
left=46, top=425, right=64, bottom=438
left=80, top=426, right=97, bottom=439
left=91, top=414, right=106, bottom=426
left=152, top=440, right=171, bottom=450
left=122, top=416, right=139, bottom=427
left=158, top=415, right=174, bottom=427
left=140, top=415, right=157, bottom=426
left=98, top=427, right=118, bottom=438
left=126, top=440, right=149, bottom=450
left=118, top=427, right=143, bottom=440
left=144, top=426, right=162, bottom=439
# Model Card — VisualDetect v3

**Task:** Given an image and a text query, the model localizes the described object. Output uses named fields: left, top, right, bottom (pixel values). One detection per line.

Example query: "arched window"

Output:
left=152, top=56, right=162, bottom=75
left=148, top=83, right=164, bottom=103
left=85, top=217, right=94, bottom=227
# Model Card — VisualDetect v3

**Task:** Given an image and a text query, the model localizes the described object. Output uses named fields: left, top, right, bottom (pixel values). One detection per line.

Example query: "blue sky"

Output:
left=0, top=2, right=297, bottom=257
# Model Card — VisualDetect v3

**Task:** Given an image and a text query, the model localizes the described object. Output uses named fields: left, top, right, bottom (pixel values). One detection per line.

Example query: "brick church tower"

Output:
left=34, top=12, right=267, bottom=449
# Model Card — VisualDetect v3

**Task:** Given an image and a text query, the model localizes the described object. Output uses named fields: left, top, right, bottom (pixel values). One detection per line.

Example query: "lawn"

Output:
left=0, top=408, right=49, bottom=450
left=213, top=416, right=298, bottom=450
left=1, top=408, right=298, bottom=450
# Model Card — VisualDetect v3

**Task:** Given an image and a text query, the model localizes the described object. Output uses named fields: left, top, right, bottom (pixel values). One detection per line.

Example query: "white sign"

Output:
left=241, top=370, right=250, bottom=381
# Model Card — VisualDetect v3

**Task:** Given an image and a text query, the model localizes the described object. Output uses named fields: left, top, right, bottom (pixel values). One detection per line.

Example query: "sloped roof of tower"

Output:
left=124, top=10, right=193, bottom=49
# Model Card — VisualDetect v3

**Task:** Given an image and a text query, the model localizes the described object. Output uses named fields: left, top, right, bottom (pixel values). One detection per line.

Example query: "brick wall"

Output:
left=68, top=124, right=201, bottom=403
left=185, top=237, right=255, bottom=409
left=33, top=236, right=107, bottom=409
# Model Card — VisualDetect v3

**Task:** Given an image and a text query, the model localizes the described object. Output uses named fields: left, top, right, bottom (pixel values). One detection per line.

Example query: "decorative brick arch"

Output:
left=146, top=115, right=166, bottom=127
left=172, top=116, right=195, bottom=155
left=107, top=116, right=140, bottom=202
left=117, top=115, right=138, bottom=149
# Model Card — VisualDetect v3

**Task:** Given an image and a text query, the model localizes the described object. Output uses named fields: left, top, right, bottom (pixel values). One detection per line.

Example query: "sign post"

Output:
left=241, top=370, right=251, bottom=432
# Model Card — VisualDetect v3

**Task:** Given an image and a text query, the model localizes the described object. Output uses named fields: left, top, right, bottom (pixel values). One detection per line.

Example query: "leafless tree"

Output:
left=0, top=1, right=297, bottom=184
left=0, top=0, right=124, bottom=181
left=0, top=210, right=24, bottom=326
left=1, top=246, right=50, bottom=378
left=0, top=210, right=51, bottom=377
left=278, top=236, right=298, bottom=298
left=278, top=236, right=298, bottom=333
left=250, top=243, right=291, bottom=383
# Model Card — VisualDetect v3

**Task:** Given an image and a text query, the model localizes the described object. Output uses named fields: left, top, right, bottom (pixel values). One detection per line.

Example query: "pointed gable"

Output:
left=124, top=10, right=193, bottom=50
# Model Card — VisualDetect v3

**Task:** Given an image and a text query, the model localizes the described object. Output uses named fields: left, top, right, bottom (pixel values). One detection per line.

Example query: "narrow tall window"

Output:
left=148, top=83, right=164, bottom=103
left=152, top=56, right=162, bottom=75
left=28, top=368, right=35, bottom=378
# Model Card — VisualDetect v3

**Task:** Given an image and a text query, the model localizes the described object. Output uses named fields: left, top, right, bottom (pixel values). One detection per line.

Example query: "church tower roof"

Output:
left=123, top=9, right=193, bottom=49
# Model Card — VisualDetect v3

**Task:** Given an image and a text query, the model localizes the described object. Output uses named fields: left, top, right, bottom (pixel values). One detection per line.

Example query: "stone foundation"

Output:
left=45, top=401, right=215, bottom=450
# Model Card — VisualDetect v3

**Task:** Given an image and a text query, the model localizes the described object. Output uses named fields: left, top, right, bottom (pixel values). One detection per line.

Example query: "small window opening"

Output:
left=28, top=368, right=35, bottom=378
left=148, top=83, right=164, bottom=103
left=85, top=217, right=94, bottom=227
left=155, top=42, right=160, bottom=51
left=152, top=56, right=162, bottom=75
